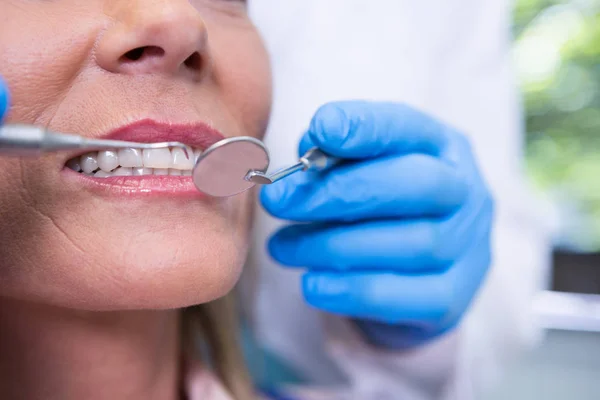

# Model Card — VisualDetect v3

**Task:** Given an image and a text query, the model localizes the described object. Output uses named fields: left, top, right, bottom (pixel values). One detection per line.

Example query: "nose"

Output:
left=96, top=0, right=210, bottom=78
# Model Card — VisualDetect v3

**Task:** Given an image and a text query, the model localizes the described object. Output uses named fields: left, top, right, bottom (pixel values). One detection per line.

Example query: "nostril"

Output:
left=120, top=46, right=165, bottom=62
left=184, top=52, right=202, bottom=70
left=123, top=47, right=145, bottom=61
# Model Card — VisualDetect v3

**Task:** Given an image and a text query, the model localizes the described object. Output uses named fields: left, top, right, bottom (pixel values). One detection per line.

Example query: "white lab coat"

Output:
left=243, top=1, right=554, bottom=399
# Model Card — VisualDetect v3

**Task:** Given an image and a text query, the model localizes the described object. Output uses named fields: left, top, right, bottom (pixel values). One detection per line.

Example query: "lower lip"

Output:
left=63, top=168, right=209, bottom=199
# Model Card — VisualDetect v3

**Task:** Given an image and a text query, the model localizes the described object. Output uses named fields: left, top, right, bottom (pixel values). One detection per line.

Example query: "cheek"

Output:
left=0, top=3, right=100, bottom=125
left=210, top=29, right=272, bottom=140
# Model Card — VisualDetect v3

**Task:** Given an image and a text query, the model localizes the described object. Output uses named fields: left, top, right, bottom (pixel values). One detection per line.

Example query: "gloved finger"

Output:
left=301, top=232, right=491, bottom=326
left=300, top=101, right=453, bottom=160
left=268, top=218, right=474, bottom=272
left=299, top=103, right=487, bottom=188
left=0, top=77, right=9, bottom=121
left=268, top=194, right=492, bottom=272
left=354, top=201, right=493, bottom=349
left=261, top=153, right=468, bottom=222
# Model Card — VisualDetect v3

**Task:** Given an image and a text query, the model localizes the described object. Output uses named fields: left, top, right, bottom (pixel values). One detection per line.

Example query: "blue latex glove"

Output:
left=0, top=77, right=8, bottom=122
left=261, top=101, right=494, bottom=349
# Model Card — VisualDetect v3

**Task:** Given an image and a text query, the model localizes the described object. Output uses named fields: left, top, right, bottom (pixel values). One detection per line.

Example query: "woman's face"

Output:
left=0, top=0, right=271, bottom=310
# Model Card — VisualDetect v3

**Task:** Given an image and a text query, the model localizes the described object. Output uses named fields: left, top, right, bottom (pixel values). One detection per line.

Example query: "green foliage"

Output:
left=516, top=0, right=600, bottom=249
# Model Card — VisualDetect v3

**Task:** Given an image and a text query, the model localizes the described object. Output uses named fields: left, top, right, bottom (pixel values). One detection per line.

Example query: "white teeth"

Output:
left=118, top=148, right=143, bottom=168
left=68, top=145, right=201, bottom=178
left=132, top=167, right=152, bottom=176
left=67, top=158, right=82, bottom=172
left=80, top=153, right=98, bottom=174
left=143, top=148, right=172, bottom=169
left=94, top=170, right=111, bottom=178
left=113, top=167, right=133, bottom=176
left=171, top=147, right=195, bottom=170
left=98, top=150, right=119, bottom=172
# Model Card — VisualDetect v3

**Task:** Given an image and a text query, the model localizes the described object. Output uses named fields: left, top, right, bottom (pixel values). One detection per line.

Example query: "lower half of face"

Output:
left=0, top=0, right=272, bottom=311
left=0, top=185, right=256, bottom=310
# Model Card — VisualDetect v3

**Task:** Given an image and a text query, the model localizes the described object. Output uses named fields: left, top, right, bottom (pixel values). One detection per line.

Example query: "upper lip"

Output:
left=101, top=119, right=226, bottom=149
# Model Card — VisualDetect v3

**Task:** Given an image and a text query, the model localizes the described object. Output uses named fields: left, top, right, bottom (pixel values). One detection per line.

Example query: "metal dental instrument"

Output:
left=0, top=124, right=190, bottom=157
left=192, top=136, right=340, bottom=197
left=0, top=124, right=336, bottom=197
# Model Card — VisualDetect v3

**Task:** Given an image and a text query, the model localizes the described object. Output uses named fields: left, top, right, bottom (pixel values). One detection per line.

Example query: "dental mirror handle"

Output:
left=300, top=147, right=340, bottom=172
left=246, top=147, right=341, bottom=184
left=0, top=124, right=189, bottom=157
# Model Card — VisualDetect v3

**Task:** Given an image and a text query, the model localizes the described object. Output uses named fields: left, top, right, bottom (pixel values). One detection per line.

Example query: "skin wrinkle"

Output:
left=43, top=61, right=94, bottom=132
left=6, top=180, right=129, bottom=303
left=6, top=23, right=91, bottom=127
left=42, top=25, right=106, bottom=133
left=14, top=149, right=87, bottom=261
left=22, top=200, right=87, bottom=257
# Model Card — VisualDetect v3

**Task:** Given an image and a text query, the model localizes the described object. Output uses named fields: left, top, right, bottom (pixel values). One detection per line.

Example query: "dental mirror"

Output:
left=192, top=136, right=340, bottom=198
left=192, top=137, right=270, bottom=197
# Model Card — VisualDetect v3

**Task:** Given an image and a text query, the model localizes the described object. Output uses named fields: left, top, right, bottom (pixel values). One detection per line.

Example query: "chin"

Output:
left=81, top=226, right=249, bottom=311
left=0, top=220, right=249, bottom=312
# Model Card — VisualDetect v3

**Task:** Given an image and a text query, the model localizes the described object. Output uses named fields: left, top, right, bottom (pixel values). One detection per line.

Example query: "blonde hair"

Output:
left=184, top=293, right=255, bottom=400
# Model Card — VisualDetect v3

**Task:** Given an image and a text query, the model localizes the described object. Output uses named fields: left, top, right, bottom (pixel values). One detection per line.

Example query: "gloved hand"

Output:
left=0, top=77, right=8, bottom=121
left=261, top=101, right=494, bottom=349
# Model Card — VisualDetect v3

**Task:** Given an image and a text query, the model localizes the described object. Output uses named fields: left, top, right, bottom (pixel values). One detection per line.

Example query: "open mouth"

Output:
left=61, top=119, right=225, bottom=197
left=66, top=146, right=201, bottom=177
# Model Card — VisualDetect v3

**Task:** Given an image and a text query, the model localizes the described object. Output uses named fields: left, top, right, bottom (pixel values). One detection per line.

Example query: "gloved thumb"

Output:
left=299, top=101, right=448, bottom=159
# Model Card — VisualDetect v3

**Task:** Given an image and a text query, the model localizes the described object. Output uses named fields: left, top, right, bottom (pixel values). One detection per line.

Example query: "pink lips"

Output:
left=63, top=119, right=227, bottom=198
left=101, top=119, right=225, bottom=149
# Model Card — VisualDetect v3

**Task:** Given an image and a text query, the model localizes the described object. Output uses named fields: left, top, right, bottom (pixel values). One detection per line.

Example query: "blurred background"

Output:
left=517, top=0, right=600, bottom=252
left=485, top=1, right=600, bottom=398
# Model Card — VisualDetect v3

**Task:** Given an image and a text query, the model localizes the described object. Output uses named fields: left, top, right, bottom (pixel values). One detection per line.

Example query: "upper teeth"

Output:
left=67, top=146, right=201, bottom=177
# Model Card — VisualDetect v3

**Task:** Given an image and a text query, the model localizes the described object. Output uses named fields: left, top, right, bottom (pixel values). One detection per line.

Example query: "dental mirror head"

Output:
left=192, top=136, right=269, bottom=197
